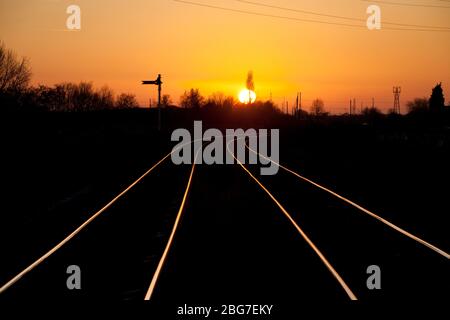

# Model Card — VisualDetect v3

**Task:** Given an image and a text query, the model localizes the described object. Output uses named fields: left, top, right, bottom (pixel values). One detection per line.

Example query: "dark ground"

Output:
left=0, top=109, right=448, bottom=312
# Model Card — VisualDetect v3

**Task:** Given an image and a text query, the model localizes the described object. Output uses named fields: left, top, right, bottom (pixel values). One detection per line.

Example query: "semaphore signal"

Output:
left=142, top=74, right=163, bottom=131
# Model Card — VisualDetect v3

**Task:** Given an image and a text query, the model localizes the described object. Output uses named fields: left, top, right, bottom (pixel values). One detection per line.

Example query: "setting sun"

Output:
left=239, top=89, right=257, bottom=104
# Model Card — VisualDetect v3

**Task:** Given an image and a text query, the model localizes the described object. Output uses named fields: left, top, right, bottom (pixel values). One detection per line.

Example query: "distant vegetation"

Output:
left=407, top=98, right=429, bottom=115
left=0, top=42, right=138, bottom=112
left=310, top=98, right=327, bottom=116
left=429, top=83, right=446, bottom=113
left=1, top=41, right=448, bottom=120
left=0, top=42, right=31, bottom=93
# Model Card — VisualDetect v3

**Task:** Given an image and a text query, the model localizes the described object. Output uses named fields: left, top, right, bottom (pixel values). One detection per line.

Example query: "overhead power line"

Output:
left=360, top=0, right=450, bottom=9
left=236, top=0, right=450, bottom=30
left=173, top=0, right=450, bottom=32
left=174, top=0, right=364, bottom=28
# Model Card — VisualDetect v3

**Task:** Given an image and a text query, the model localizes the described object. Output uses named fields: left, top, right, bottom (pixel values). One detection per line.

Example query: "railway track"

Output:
left=0, top=137, right=448, bottom=302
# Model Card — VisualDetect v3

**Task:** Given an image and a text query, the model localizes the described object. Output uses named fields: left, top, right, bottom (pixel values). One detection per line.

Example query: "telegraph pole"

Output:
left=296, top=92, right=302, bottom=118
left=299, top=92, right=302, bottom=111
left=142, top=74, right=163, bottom=131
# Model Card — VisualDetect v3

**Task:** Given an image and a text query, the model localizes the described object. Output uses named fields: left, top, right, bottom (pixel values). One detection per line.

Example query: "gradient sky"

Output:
left=1, top=0, right=449, bottom=113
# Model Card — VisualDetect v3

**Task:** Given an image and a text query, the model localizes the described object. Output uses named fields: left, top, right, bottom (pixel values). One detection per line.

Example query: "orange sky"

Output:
left=1, top=0, right=449, bottom=113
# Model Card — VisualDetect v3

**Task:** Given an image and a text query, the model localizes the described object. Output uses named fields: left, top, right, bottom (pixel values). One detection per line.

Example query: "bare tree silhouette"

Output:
left=362, top=106, right=383, bottom=121
left=204, top=92, right=235, bottom=110
left=208, top=92, right=226, bottom=107
left=0, top=42, right=31, bottom=93
left=310, top=98, right=325, bottom=116
left=97, top=85, right=115, bottom=110
left=180, top=89, right=204, bottom=109
left=116, top=93, right=139, bottom=109
left=407, top=98, right=428, bottom=114
left=161, top=94, right=173, bottom=108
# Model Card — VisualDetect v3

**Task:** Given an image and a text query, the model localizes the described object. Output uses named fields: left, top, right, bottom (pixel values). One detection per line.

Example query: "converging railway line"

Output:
left=0, top=138, right=448, bottom=304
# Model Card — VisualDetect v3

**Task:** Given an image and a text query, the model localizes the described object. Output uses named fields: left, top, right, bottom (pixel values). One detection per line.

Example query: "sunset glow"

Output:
left=239, top=89, right=257, bottom=104
left=0, top=0, right=449, bottom=112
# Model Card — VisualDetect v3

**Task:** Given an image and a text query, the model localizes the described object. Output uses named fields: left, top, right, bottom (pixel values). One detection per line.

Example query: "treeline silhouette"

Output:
left=1, top=81, right=139, bottom=112
left=1, top=41, right=448, bottom=119
left=406, top=83, right=447, bottom=115
left=178, top=88, right=283, bottom=113
left=15, top=82, right=138, bottom=112
left=0, top=42, right=138, bottom=112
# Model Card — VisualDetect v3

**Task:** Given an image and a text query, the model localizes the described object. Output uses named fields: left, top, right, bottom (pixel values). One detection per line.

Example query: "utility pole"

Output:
left=393, top=86, right=401, bottom=114
left=295, top=92, right=302, bottom=118
left=142, top=74, right=163, bottom=131
left=299, top=92, right=302, bottom=112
